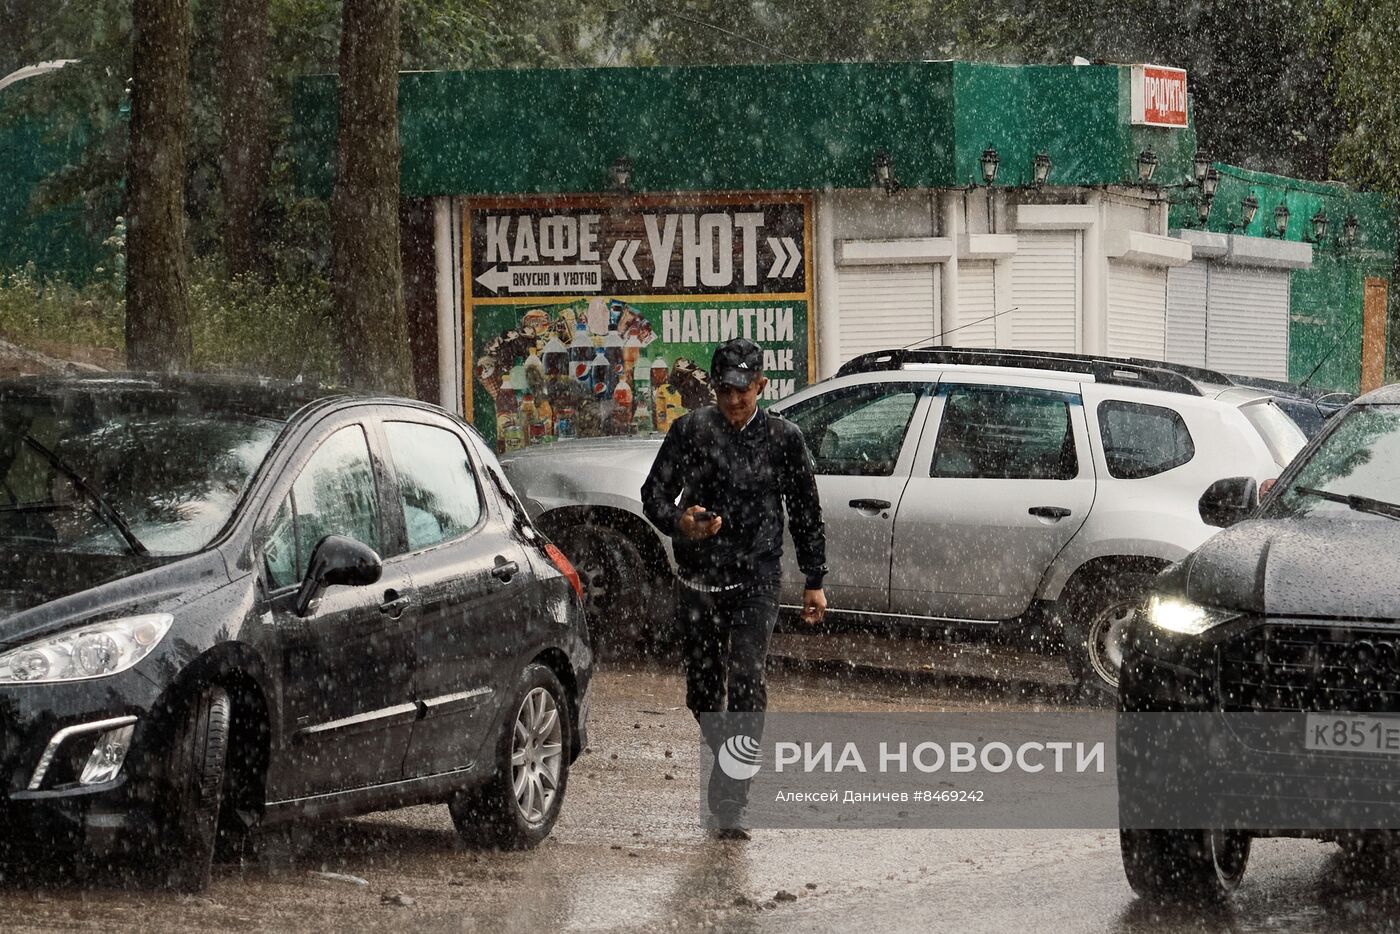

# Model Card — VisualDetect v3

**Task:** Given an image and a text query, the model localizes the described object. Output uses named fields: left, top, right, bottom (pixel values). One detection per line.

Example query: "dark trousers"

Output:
left=677, top=578, right=779, bottom=822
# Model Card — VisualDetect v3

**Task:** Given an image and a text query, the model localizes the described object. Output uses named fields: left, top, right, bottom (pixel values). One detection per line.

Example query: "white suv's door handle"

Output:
left=849, top=498, right=892, bottom=511
left=1028, top=505, right=1072, bottom=520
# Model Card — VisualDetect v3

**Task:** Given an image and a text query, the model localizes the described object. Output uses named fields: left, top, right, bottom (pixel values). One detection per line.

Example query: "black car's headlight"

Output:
left=0, top=614, right=173, bottom=684
left=1146, top=596, right=1241, bottom=636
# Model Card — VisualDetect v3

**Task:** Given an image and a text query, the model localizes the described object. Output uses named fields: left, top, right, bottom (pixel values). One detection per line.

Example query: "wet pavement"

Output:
left=4, top=649, right=1400, bottom=932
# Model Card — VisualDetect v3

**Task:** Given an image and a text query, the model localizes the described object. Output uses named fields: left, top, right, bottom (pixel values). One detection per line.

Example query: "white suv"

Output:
left=502, top=348, right=1305, bottom=695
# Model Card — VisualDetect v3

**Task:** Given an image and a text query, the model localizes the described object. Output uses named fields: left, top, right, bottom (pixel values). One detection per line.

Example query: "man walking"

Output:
left=641, top=337, right=827, bottom=838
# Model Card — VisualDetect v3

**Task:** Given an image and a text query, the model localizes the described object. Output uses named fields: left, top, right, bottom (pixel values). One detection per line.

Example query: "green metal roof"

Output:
left=291, top=61, right=1199, bottom=198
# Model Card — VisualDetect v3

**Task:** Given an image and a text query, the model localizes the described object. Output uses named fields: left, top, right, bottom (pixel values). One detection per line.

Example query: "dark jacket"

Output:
left=641, top=406, right=827, bottom=589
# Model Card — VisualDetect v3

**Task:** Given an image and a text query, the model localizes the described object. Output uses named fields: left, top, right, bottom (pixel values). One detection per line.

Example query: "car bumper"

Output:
left=0, top=668, right=164, bottom=854
left=1121, top=620, right=1400, bottom=834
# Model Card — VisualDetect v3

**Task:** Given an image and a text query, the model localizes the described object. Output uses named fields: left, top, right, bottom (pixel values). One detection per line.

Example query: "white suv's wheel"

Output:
left=1062, top=571, right=1154, bottom=698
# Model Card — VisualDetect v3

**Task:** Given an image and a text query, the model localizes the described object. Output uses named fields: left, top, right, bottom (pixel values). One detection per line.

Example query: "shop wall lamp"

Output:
left=1201, top=168, right=1221, bottom=199
left=1270, top=202, right=1290, bottom=238
left=980, top=148, right=1000, bottom=185
left=1032, top=152, right=1052, bottom=186
left=1192, top=150, right=1212, bottom=185
left=610, top=155, right=632, bottom=193
left=1229, top=194, right=1259, bottom=231
left=1344, top=214, right=1360, bottom=246
left=1306, top=209, right=1329, bottom=244
left=873, top=151, right=901, bottom=195
left=1137, top=149, right=1159, bottom=184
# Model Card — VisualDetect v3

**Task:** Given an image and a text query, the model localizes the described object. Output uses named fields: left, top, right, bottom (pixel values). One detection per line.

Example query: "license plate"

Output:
left=1305, top=714, right=1400, bottom=754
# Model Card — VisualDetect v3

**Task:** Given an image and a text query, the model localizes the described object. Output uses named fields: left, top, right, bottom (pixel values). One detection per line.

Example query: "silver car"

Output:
left=503, top=349, right=1305, bottom=695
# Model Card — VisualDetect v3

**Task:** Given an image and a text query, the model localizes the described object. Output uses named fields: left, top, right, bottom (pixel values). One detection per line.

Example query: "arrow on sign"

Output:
left=475, top=265, right=512, bottom=293
left=475, top=264, right=603, bottom=294
left=766, top=236, right=802, bottom=279
left=608, top=239, right=643, bottom=280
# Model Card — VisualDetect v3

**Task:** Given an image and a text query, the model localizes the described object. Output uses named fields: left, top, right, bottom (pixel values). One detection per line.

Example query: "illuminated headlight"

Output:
left=1147, top=596, right=1240, bottom=636
left=0, top=614, right=173, bottom=684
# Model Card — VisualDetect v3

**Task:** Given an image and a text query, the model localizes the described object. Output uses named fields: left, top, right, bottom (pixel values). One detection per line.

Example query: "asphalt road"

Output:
left=4, top=641, right=1399, bottom=933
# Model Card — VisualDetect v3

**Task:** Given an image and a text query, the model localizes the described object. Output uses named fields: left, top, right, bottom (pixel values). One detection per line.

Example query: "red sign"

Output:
left=1130, top=65, right=1188, bottom=128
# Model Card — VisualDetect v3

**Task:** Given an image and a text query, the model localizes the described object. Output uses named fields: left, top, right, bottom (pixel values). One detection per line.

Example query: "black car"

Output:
left=1118, top=383, right=1400, bottom=899
left=0, top=374, right=592, bottom=889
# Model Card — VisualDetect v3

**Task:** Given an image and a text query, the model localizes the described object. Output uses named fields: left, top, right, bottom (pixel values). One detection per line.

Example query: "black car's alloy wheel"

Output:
left=450, top=663, right=571, bottom=849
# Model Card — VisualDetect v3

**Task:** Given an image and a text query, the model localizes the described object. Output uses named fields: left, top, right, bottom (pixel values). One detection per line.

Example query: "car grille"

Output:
left=1220, top=624, right=1400, bottom=713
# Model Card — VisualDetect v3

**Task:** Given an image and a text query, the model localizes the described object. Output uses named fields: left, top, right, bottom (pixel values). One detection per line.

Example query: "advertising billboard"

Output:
left=465, top=194, right=813, bottom=451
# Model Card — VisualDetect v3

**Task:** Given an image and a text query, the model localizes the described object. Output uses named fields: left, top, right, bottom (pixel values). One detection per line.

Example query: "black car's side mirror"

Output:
left=1199, top=477, right=1259, bottom=529
left=294, top=534, right=383, bottom=617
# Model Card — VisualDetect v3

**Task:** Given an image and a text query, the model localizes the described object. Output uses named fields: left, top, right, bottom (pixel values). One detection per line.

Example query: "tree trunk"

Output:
left=331, top=0, right=413, bottom=395
left=219, top=0, right=271, bottom=277
left=125, top=0, right=193, bottom=371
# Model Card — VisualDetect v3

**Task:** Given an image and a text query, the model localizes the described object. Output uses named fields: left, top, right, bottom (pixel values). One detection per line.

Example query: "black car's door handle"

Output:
left=492, top=559, right=520, bottom=583
left=1028, top=506, right=1072, bottom=520
left=379, top=590, right=413, bottom=618
left=849, top=498, right=892, bottom=511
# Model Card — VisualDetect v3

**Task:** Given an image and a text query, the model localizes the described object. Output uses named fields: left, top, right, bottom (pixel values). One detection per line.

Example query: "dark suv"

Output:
left=0, top=374, right=592, bottom=889
left=1118, top=383, right=1400, bottom=899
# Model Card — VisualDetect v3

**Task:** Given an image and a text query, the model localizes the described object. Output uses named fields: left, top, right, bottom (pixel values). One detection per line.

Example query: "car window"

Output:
left=384, top=421, right=483, bottom=551
left=781, top=382, right=925, bottom=476
left=1097, top=400, right=1195, bottom=479
left=931, top=385, right=1078, bottom=480
left=264, top=497, right=298, bottom=590
left=1270, top=405, right=1400, bottom=519
left=263, top=425, right=381, bottom=587
left=0, top=399, right=281, bottom=556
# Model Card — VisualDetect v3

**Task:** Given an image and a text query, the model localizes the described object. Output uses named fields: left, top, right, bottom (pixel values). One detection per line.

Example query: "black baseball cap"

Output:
left=711, top=338, right=765, bottom=389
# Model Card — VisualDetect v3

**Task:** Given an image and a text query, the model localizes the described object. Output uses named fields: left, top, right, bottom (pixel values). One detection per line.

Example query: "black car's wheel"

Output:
left=1121, top=829, right=1250, bottom=900
left=554, top=523, right=668, bottom=657
left=154, top=687, right=232, bottom=892
left=450, top=663, right=571, bottom=850
left=1062, top=572, right=1154, bottom=699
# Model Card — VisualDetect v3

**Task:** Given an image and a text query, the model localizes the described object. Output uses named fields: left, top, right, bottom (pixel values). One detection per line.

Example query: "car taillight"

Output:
left=544, top=543, right=584, bottom=602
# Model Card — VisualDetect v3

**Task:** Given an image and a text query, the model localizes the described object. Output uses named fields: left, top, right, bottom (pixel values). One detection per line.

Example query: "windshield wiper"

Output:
left=1296, top=486, right=1400, bottom=521
left=21, top=435, right=148, bottom=555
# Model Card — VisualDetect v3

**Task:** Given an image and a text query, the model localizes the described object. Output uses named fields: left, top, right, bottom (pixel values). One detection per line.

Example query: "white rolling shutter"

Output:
left=1010, top=230, right=1080, bottom=352
left=1106, top=261, right=1167, bottom=359
left=835, top=264, right=940, bottom=364
left=1205, top=266, right=1290, bottom=378
left=1165, top=261, right=1208, bottom=367
left=949, top=260, right=996, bottom=347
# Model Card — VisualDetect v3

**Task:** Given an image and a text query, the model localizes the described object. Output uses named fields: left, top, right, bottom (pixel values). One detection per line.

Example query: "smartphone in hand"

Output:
left=693, top=509, right=718, bottom=524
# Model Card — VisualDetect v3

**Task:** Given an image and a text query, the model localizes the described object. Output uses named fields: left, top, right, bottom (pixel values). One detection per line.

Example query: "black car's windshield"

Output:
left=0, top=392, right=283, bottom=556
left=1268, top=404, right=1400, bottom=521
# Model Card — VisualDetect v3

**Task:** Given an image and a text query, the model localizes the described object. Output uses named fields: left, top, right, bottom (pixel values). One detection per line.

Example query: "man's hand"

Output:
left=677, top=505, right=723, bottom=540
left=801, top=588, right=827, bottom=625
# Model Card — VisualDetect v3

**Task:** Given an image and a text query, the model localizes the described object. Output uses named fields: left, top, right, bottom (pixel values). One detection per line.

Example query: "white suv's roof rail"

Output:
left=838, top=348, right=1205, bottom=397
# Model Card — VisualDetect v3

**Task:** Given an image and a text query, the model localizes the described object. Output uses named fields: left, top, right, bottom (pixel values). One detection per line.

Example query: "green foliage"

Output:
left=190, top=262, right=339, bottom=383
left=0, top=261, right=338, bottom=383
left=1313, top=0, right=1400, bottom=196
left=0, top=265, right=124, bottom=351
